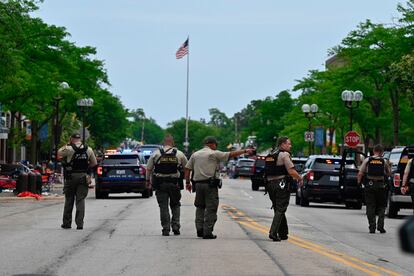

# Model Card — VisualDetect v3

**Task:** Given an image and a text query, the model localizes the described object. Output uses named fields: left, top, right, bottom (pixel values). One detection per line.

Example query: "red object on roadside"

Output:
left=41, top=174, right=49, bottom=183
left=0, top=176, right=17, bottom=189
left=17, top=191, right=42, bottom=200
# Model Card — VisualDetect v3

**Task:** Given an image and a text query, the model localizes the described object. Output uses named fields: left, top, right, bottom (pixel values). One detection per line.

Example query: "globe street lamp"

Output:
left=54, top=82, right=69, bottom=170
left=341, top=90, right=363, bottom=131
left=302, top=103, right=318, bottom=155
left=76, top=98, right=94, bottom=144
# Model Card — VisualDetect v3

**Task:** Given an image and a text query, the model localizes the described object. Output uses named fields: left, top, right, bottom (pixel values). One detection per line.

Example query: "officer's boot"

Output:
left=377, top=207, right=386, bottom=233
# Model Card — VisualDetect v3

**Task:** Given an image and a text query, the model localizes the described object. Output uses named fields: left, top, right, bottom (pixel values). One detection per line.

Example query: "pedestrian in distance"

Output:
left=264, top=136, right=303, bottom=242
left=357, top=144, right=391, bottom=234
left=401, top=155, right=414, bottom=214
left=146, top=134, right=188, bottom=236
left=58, top=133, right=97, bottom=230
left=184, top=136, right=254, bottom=239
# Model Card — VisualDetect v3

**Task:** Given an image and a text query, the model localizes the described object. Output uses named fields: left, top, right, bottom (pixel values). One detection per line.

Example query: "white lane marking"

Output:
left=241, top=190, right=253, bottom=199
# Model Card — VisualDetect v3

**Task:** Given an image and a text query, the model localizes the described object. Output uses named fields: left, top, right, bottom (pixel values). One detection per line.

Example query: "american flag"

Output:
left=176, top=38, right=189, bottom=59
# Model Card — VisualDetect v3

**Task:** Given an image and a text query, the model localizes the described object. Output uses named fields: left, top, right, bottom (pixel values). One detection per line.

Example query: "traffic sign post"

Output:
left=344, top=131, right=360, bottom=148
left=304, top=131, right=314, bottom=142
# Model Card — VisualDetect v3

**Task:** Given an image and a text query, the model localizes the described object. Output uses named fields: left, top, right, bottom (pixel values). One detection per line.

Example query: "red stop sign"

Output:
left=344, top=131, right=360, bottom=148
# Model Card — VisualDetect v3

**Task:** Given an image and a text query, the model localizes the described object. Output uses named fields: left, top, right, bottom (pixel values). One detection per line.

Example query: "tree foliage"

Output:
left=127, top=109, right=164, bottom=145
left=0, top=0, right=130, bottom=162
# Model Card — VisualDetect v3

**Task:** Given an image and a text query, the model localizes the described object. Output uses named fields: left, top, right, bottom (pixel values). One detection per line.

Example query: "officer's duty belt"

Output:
left=155, top=177, right=178, bottom=183
left=193, top=180, right=210, bottom=184
left=365, top=178, right=384, bottom=182
left=267, top=177, right=285, bottom=182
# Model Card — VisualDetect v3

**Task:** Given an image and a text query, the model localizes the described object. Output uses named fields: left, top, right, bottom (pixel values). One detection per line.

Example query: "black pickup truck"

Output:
left=386, top=145, right=414, bottom=218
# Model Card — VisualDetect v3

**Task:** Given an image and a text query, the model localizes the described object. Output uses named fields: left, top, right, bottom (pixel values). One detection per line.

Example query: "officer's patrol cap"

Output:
left=204, top=136, right=218, bottom=145
left=71, top=133, right=81, bottom=139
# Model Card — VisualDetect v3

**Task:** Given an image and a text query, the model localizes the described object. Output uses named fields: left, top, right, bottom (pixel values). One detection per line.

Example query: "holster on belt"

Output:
left=64, top=167, right=72, bottom=180
left=364, top=178, right=386, bottom=189
left=153, top=176, right=182, bottom=190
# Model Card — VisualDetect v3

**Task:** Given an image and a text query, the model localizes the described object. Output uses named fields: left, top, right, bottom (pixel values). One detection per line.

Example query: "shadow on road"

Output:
left=301, top=204, right=348, bottom=210
left=98, top=195, right=149, bottom=200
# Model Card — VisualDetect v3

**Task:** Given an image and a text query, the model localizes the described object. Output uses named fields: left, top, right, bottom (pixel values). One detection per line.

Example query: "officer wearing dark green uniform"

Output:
left=358, top=144, right=391, bottom=234
left=58, top=133, right=97, bottom=230
left=402, top=157, right=414, bottom=214
left=265, top=136, right=303, bottom=242
left=185, top=136, right=254, bottom=239
left=146, top=135, right=188, bottom=236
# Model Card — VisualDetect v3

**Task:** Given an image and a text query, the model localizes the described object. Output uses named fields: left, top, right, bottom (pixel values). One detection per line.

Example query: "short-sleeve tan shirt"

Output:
left=186, top=146, right=230, bottom=181
left=359, top=156, right=391, bottom=180
left=268, top=151, right=294, bottom=180
left=146, top=146, right=188, bottom=179
left=58, top=142, right=97, bottom=169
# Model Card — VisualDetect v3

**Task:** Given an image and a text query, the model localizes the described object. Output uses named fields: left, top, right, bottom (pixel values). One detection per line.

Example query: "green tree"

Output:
left=166, top=119, right=222, bottom=154
left=128, top=109, right=164, bottom=145
left=0, top=0, right=130, bottom=162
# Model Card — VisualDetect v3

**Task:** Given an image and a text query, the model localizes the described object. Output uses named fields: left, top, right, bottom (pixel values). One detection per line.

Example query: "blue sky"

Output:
left=34, top=1, right=401, bottom=127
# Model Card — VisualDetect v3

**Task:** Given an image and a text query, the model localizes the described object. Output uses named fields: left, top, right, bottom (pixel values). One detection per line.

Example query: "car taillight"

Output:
left=393, top=173, right=401, bottom=187
left=139, top=165, right=146, bottom=176
left=306, top=170, right=314, bottom=181
left=97, top=166, right=102, bottom=176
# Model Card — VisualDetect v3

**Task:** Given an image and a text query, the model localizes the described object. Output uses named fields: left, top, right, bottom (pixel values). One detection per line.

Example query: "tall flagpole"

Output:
left=184, top=37, right=190, bottom=156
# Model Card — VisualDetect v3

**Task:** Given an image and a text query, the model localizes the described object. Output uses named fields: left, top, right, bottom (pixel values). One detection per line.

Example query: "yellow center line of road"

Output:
left=221, top=205, right=401, bottom=276
left=225, top=207, right=400, bottom=276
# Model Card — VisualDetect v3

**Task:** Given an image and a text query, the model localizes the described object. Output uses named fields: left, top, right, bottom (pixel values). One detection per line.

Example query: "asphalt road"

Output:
left=0, top=178, right=413, bottom=276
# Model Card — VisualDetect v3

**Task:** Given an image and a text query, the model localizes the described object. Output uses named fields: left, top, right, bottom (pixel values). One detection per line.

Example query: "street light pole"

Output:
left=54, top=97, right=62, bottom=170
left=76, top=98, right=94, bottom=144
left=341, top=90, right=363, bottom=131
left=141, top=119, right=145, bottom=144
left=302, top=103, right=318, bottom=156
left=54, top=82, right=69, bottom=171
left=307, top=117, right=312, bottom=154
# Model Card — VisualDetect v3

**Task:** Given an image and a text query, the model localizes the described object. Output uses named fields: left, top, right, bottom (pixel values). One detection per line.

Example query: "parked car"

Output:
left=291, top=157, right=308, bottom=192
left=295, top=155, right=363, bottom=209
left=226, top=159, right=237, bottom=178
left=234, top=158, right=255, bottom=178
left=250, top=156, right=266, bottom=191
left=386, top=145, right=414, bottom=218
left=383, top=151, right=391, bottom=160
left=95, top=151, right=152, bottom=199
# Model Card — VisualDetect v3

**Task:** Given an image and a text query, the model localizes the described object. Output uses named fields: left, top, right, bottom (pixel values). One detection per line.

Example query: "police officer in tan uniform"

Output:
left=402, top=157, right=414, bottom=214
left=58, top=133, right=97, bottom=230
left=185, top=136, right=254, bottom=239
left=265, top=136, right=303, bottom=242
left=146, top=135, right=188, bottom=236
left=358, top=144, right=391, bottom=234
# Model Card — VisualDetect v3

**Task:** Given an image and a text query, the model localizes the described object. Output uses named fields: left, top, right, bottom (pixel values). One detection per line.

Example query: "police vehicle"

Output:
left=386, top=145, right=414, bottom=218
left=95, top=150, right=152, bottom=199
left=291, top=157, right=308, bottom=193
left=136, top=144, right=162, bottom=163
left=250, top=156, right=266, bottom=191
left=295, top=155, right=363, bottom=209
